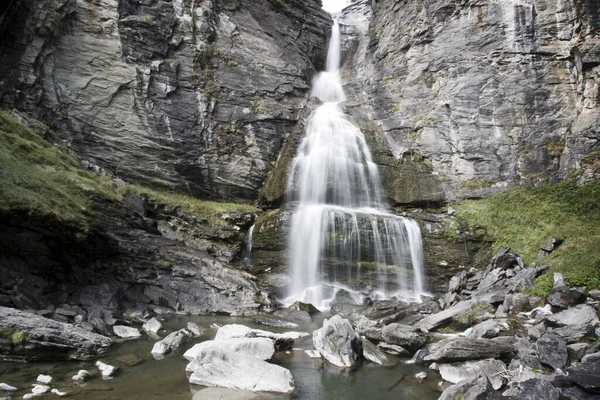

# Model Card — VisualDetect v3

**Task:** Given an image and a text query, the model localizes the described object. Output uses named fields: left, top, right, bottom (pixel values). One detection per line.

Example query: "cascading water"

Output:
left=284, top=20, right=426, bottom=310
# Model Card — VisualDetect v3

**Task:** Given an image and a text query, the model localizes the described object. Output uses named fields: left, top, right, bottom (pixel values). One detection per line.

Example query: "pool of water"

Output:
left=0, top=315, right=443, bottom=399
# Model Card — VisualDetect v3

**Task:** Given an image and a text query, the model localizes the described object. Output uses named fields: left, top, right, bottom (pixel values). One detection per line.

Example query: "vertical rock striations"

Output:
left=0, top=0, right=331, bottom=202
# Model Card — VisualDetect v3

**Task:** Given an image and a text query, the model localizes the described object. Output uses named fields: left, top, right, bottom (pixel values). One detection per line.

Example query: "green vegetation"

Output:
left=455, top=181, right=600, bottom=296
left=0, top=324, right=32, bottom=345
left=129, top=184, right=258, bottom=226
left=0, top=110, right=116, bottom=228
left=156, top=258, right=174, bottom=268
left=0, top=109, right=259, bottom=229
left=547, top=139, right=565, bottom=158
left=227, top=60, right=239, bottom=67
left=459, top=179, right=496, bottom=190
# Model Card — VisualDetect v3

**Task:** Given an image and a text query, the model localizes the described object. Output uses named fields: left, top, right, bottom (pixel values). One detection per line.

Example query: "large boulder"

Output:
left=536, top=333, right=568, bottom=370
left=467, top=319, right=509, bottom=339
left=0, top=306, right=111, bottom=361
left=381, top=323, right=426, bottom=352
left=421, top=338, right=513, bottom=364
left=545, top=304, right=599, bottom=327
left=312, top=315, right=360, bottom=368
left=151, top=329, right=192, bottom=358
left=188, top=348, right=294, bottom=394
left=438, top=376, right=501, bottom=400
left=360, top=336, right=393, bottom=366
left=438, top=359, right=506, bottom=390
left=184, top=337, right=275, bottom=363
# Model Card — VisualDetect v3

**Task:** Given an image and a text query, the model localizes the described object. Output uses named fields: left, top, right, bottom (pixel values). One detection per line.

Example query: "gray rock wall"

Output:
left=338, top=0, right=600, bottom=204
left=0, top=0, right=331, bottom=202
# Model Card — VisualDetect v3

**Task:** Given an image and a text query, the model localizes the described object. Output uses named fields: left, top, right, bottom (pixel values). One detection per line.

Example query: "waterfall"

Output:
left=284, top=20, right=426, bottom=310
left=243, top=224, right=254, bottom=267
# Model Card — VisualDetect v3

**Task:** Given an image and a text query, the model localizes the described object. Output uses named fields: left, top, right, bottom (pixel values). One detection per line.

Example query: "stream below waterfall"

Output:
left=0, top=315, right=441, bottom=399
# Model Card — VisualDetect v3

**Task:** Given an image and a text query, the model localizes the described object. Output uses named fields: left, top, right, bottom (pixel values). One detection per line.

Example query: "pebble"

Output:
left=36, top=375, right=51, bottom=385
left=72, top=370, right=91, bottom=381
left=415, top=372, right=427, bottom=383
left=96, top=361, right=118, bottom=379
left=31, top=385, right=50, bottom=395
left=51, top=389, right=67, bottom=397
left=0, top=383, right=17, bottom=392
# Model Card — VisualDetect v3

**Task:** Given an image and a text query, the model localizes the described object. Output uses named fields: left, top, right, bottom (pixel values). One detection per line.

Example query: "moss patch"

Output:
left=0, top=324, right=32, bottom=345
left=0, top=110, right=116, bottom=229
left=130, top=184, right=258, bottom=226
left=0, top=109, right=258, bottom=229
left=455, top=181, right=600, bottom=296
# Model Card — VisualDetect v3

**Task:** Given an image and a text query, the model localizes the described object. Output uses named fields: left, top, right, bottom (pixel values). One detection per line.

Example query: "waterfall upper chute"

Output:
left=284, top=18, right=426, bottom=310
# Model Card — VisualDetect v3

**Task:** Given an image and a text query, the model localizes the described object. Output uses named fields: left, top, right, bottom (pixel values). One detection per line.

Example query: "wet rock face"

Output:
left=338, top=0, right=600, bottom=204
left=0, top=0, right=330, bottom=202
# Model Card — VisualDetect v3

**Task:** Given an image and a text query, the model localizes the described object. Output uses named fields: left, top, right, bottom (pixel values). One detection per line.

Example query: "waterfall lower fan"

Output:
left=283, top=20, right=426, bottom=310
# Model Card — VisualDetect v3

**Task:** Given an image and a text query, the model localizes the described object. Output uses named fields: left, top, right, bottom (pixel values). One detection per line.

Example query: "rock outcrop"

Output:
left=335, top=0, right=600, bottom=204
left=0, top=306, right=112, bottom=362
left=0, top=0, right=331, bottom=202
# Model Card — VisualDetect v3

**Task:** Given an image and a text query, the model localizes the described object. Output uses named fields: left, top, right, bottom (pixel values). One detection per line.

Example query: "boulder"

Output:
left=422, top=338, right=513, bottom=363
left=560, top=359, right=600, bottom=393
left=438, top=376, right=501, bottom=400
left=0, top=306, right=111, bottom=361
left=381, top=323, right=426, bottom=352
left=215, top=324, right=308, bottom=351
left=187, top=322, right=204, bottom=337
left=547, top=289, right=586, bottom=309
left=184, top=337, right=275, bottom=363
left=112, top=325, right=141, bottom=339
left=142, top=318, right=162, bottom=334
left=151, top=329, right=192, bottom=358
left=582, top=352, right=600, bottom=363
left=503, top=293, right=531, bottom=313
left=516, top=378, right=560, bottom=400
left=377, top=342, right=410, bottom=357
left=188, top=348, right=295, bottom=394
left=360, top=336, right=393, bottom=366
left=36, top=375, right=51, bottom=384
left=552, top=324, right=596, bottom=344
left=468, top=319, right=509, bottom=339
left=191, top=388, right=264, bottom=400
left=536, top=333, right=567, bottom=370
left=353, top=317, right=383, bottom=341
left=312, top=315, right=360, bottom=368
left=545, top=304, right=599, bottom=327
left=287, top=301, right=319, bottom=315
left=438, top=359, right=506, bottom=390
left=567, top=343, right=589, bottom=363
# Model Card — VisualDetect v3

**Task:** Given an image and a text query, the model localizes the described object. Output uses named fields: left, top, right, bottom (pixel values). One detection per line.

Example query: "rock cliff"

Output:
left=336, top=0, right=600, bottom=205
left=0, top=0, right=331, bottom=202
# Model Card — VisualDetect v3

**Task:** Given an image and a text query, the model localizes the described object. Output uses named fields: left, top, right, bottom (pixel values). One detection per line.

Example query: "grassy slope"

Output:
left=455, top=181, right=600, bottom=295
left=0, top=110, right=258, bottom=229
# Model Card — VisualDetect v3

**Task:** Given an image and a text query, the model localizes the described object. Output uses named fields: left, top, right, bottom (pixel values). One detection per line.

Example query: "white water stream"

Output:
left=283, top=20, right=426, bottom=309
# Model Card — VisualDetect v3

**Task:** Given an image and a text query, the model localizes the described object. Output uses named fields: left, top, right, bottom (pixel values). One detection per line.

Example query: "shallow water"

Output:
left=0, top=315, right=442, bottom=400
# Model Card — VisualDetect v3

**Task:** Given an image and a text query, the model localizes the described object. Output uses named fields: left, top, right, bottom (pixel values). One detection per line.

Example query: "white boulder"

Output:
left=113, top=325, right=141, bottom=339
left=142, top=318, right=162, bottom=334
left=184, top=337, right=275, bottom=363
left=188, top=348, right=295, bottom=394
left=312, top=315, right=359, bottom=368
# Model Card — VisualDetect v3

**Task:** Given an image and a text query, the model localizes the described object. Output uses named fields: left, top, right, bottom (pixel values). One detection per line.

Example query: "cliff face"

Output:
left=337, top=0, right=600, bottom=205
left=0, top=0, right=331, bottom=202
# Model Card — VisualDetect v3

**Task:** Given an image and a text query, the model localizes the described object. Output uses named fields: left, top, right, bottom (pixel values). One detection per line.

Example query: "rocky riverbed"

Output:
left=1, top=248, right=599, bottom=399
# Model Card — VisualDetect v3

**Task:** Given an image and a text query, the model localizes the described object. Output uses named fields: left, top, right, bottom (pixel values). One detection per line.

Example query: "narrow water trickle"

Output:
left=283, top=20, right=426, bottom=310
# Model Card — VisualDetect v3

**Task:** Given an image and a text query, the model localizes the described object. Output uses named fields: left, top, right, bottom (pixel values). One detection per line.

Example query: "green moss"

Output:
left=227, top=60, right=239, bottom=67
left=582, top=151, right=600, bottom=165
left=0, top=109, right=258, bottom=231
left=129, top=184, right=258, bottom=227
left=547, top=139, right=565, bottom=158
left=455, top=181, right=600, bottom=296
left=0, top=324, right=31, bottom=345
left=390, top=103, right=401, bottom=113
left=156, top=258, right=174, bottom=268
left=0, top=110, right=116, bottom=229
left=459, top=179, right=496, bottom=190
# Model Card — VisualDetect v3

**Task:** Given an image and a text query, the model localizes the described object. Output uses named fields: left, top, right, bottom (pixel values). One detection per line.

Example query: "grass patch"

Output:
left=129, top=184, right=258, bottom=226
left=0, top=110, right=116, bottom=228
left=0, top=324, right=32, bottom=345
left=455, top=181, right=600, bottom=295
left=0, top=109, right=259, bottom=229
